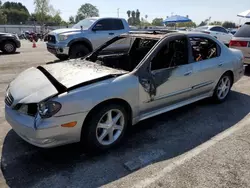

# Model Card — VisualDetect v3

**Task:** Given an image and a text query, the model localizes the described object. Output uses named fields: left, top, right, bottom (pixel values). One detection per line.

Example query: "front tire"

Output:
left=212, top=73, right=232, bottom=103
left=69, top=44, right=90, bottom=59
left=2, top=41, right=16, bottom=54
left=82, top=104, right=128, bottom=152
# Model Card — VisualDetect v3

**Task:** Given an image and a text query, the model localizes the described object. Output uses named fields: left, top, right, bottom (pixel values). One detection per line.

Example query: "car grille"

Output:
left=48, top=35, right=56, bottom=43
left=5, top=91, right=14, bottom=106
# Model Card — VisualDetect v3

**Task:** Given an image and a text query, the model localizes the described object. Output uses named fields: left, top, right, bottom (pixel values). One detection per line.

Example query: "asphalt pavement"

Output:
left=0, top=41, right=250, bottom=188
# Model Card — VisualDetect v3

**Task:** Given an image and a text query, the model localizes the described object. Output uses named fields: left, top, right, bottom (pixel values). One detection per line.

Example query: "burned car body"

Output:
left=5, top=31, right=244, bottom=150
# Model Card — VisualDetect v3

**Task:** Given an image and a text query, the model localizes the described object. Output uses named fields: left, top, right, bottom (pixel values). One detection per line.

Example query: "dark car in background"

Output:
left=0, top=32, right=21, bottom=54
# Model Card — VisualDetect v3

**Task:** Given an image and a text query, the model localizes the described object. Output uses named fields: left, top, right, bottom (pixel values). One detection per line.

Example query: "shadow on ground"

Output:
left=1, top=91, right=250, bottom=188
left=0, top=52, right=20, bottom=56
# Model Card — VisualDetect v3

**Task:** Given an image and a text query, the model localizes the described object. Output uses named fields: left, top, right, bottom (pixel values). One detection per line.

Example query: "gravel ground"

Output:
left=0, top=41, right=250, bottom=188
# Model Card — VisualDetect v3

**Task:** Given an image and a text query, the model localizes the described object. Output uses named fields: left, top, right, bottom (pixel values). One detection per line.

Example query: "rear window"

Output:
left=234, top=23, right=250, bottom=38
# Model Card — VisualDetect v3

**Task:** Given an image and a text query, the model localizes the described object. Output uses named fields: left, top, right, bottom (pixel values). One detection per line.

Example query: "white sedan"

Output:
left=195, top=25, right=233, bottom=45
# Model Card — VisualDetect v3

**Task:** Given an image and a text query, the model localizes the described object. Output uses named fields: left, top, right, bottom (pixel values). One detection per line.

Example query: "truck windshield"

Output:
left=72, top=18, right=97, bottom=29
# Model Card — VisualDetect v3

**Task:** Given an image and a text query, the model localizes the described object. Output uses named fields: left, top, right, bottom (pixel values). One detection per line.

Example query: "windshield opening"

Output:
left=86, top=36, right=159, bottom=72
left=72, top=18, right=97, bottom=29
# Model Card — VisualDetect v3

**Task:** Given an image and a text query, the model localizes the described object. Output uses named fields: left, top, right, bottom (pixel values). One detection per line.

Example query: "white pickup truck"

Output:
left=46, top=17, right=131, bottom=60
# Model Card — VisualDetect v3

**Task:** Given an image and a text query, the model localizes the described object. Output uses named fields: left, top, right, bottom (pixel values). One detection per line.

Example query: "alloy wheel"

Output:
left=4, top=43, right=14, bottom=53
left=96, top=109, right=125, bottom=146
left=217, top=76, right=231, bottom=100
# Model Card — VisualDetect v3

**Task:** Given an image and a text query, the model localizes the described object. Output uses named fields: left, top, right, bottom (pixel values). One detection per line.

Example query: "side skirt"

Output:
left=132, top=92, right=213, bottom=125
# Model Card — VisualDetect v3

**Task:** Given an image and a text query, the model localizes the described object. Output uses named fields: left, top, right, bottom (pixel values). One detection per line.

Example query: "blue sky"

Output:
left=3, top=0, right=250, bottom=24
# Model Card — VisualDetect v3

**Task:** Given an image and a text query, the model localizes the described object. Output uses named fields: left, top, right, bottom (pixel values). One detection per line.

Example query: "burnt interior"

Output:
left=190, top=37, right=218, bottom=62
left=87, top=37, right=158, bottom=72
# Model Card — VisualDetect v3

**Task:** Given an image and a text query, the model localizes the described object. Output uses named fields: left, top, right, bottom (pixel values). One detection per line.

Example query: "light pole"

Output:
left=117, top=8, right=120, bottom=17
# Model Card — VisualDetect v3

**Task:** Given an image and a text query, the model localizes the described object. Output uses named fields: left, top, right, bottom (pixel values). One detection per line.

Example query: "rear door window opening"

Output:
left=189, top=37, right=220, bottom=62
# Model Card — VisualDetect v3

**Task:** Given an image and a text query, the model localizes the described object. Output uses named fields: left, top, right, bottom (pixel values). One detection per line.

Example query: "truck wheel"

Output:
left=2, top=41, right=16, bottom=54
left=69, top=44, right=90, bottom=59
left=56, top=55, right=69, bottom=61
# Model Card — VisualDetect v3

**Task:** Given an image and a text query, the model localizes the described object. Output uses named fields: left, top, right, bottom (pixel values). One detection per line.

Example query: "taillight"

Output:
left=229, top=40, right=248, bottom=47
left=202, top=31, right=210, bottom=34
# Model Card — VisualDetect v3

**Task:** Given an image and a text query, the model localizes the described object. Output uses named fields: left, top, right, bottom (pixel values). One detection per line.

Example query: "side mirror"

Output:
left=92, top=24, right=103, bottom=31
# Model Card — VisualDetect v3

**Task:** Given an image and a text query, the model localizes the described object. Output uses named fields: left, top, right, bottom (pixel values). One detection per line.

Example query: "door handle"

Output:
left=184, top=71, right=192, bottom=76
left=109, top=33, right=114, bottom=35
left=218, top=62, right=223, bottom=67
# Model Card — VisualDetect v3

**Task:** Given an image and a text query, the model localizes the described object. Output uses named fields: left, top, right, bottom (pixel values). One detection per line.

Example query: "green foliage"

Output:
left=210, top=21, right=222, bottom=25
left=69, top=16, right=75, bottom=24
left=1, top=1, right=30, bottom=24
left=0, top=10, right=7, bottom=24
left=222, top=21, right=236, bottom=28
left=75, top=3, right=99, bottom=22
left=152, top=18, right=163, bottom=26
left=177, top=21, right=196, bottom=28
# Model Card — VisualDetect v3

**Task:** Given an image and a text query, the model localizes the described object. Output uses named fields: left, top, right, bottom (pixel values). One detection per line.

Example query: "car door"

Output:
left=210, top=27, right=223, bottom=41
left=88, top=19, right=126, bottom=49
left=137, top=35, right=197, bottom=116
left=188, top=36, right=223, bottom=98
left=218, top=27, right=232, bottom=44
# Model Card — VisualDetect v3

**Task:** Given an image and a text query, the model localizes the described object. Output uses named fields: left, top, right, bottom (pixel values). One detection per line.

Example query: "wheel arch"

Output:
left=0, top=39, right=17, bottom=48
left=68, top=38, right=93, bottom=53
left=82, top=98, right=133, bottom=133
left=223, top=70, right=234, bottom=84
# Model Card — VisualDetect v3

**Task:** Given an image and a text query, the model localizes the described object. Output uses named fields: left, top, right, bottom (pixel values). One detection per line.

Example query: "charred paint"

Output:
left=137, top=66, right=176, bottom=102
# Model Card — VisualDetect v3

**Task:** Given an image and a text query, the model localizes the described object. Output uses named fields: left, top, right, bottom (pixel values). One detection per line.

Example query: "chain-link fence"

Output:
left=0, top=25, right=68, bottom=34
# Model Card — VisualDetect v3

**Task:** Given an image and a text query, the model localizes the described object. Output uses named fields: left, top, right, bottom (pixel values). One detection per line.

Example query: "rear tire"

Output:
left=81, top=104, right=128, bottom=153
left=212, top=73, right=232, bottom=103
left=2, top=41, right=16, bottom=54
left=69, top=44, right=90, bottom=59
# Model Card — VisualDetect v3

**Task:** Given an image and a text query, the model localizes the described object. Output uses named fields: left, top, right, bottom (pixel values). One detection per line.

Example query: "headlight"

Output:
left=58, top=34, right=69, bottom=41
left=38, top=101, right=61, bottom=118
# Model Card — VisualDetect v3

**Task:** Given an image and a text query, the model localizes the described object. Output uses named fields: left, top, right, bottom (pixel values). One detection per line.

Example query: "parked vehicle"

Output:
left=229, top=29, right=238, bottom=35
left=229, top=22, right=250, bottom=65
left=0, top=32, right=21, bottom=54
left=5, top=31, right=244, bottom=151
left=195, top=25, right=233, bottom=45
left=46, top=17, right=131, bottom=60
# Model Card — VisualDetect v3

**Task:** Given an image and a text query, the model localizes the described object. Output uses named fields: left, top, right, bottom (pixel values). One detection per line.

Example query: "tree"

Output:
left=198, top=21, right=207, bottom=27
left=69, top=16, right=75, bottom=24
left=135, top=9, right=140, bottom=25
left=1, top=2, right=30, bottom=24
left=152, top=18, right=163, bottom=26
left=0, top=10, right=7, bottom=24
left=222, top=21, right=236, bottom=29
left=210, top=21, right=222, bottom=25
left=75, top=3, right=99, bottom=22
left=34, top=0, right=50, bottom=24
left=127, top=10, right=131, bottom=18
left=177, top=22, right=196, bottom=28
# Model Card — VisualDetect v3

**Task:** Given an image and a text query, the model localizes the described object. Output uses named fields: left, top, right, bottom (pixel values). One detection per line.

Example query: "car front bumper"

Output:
left=47, top=42, right=69, bottom=56
left=15, top=40, right=21, bottom=48
left=5, top=105, right=88, bottom=148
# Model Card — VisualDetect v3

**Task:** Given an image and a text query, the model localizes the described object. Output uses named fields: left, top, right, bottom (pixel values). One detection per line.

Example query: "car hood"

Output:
left=8, top=60, right=127, bottom=105
left=50, top=28, right=87, bottom=35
